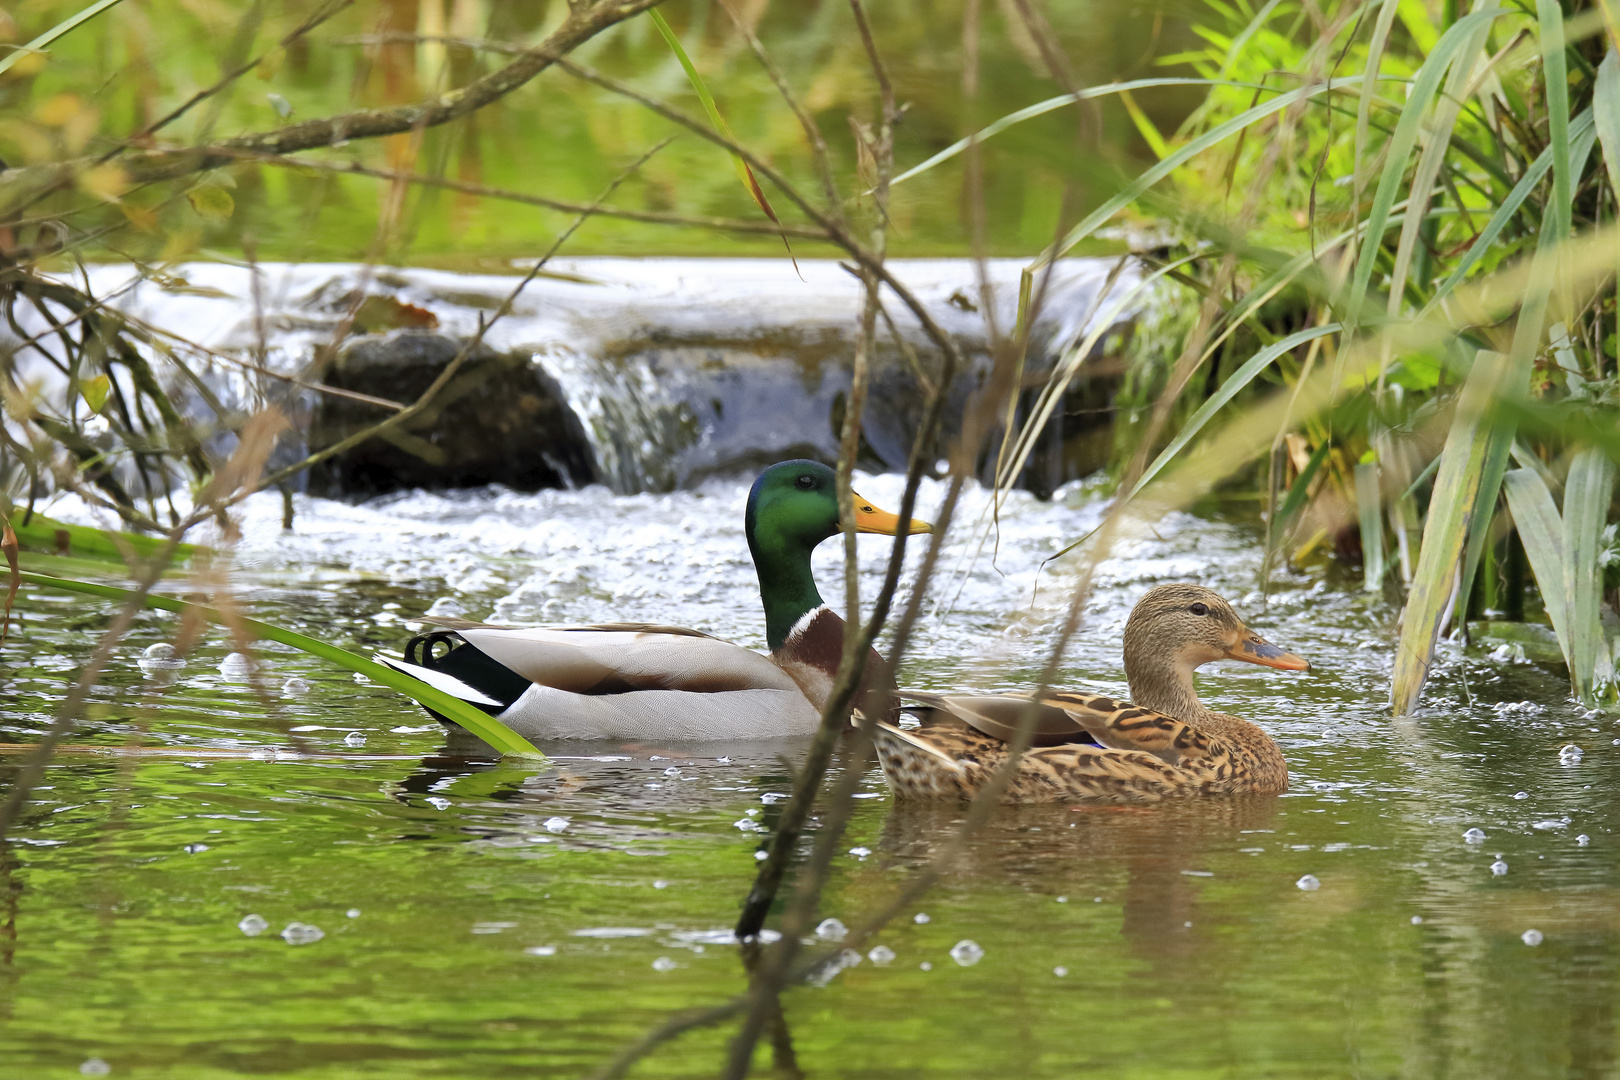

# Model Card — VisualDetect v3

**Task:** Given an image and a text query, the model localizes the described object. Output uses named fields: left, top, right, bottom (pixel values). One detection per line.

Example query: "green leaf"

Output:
left=78, top=373, right=110, bottom=414
left=1345, top=7, right=1508, bottom=333
left=0, top=0, right=130, bottom=79
left=187, top=185, right=234, bottom=223
left=1355, top=461, right=1385, bottom=593
left=1390, top=350, right=1507, bottom=714
left=1423, top=109, right=1594, bottom=315
left=1594, top=50, right=1620, bottom=200
left=1276, top=439, right=1331, bottom=529
left=1128, top=324, right=1342, bottom=500
left=647, top=8, right=797, bottom=271
left=1564, top=447, right=1616, bottom=699
left=1502, top=468, right=1575, bottom=677
left=17, top=570, right=546, bottom=759
left=1537, top=0, right=1572, bottom=245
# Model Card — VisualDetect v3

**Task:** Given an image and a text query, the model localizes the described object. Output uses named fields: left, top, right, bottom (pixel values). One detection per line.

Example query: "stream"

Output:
left=2, top=468, right=1614, bottom=1078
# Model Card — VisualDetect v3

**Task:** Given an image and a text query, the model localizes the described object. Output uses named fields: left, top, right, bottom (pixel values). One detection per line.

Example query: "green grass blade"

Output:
left=0, top=0, right=129, bottom=78
left=1355, top=461, right=1385, bottom=593
left=891, top=77, right=1292, bottom=190
left=1352, top=0, right=1404, bottom=229
left=1595, top=49, right=1620, bottom=198
left=1422, top=109, right=1594, bottom=315
left=1563, top=446, right=1616, bottom=699
left=1390, top=350, right=1506, bottom=714
left=17, top=569, right=547, bottom=759
left=1385, top=8, right=1495, bottom=321
left=647, top=8, right=796, bottom=267
left=1502, top=468, right=1575, bottom=673
left=1127, top=324, right=1342, bottom=500
left=1538, top=0, right=1573, bottom=244
left=1346, top=8, right=1508, bottom=332
left=1457, top=420, right=1514, bottom=627
left=2, top=507, right=201, bottom=564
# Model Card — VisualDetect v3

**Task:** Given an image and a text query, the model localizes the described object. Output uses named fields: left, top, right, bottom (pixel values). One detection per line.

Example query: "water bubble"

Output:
left=183, top=843, right=209, bottom=854
left=218, top=652, right=253, bottom=678
left=1296, top=874, right=1321, bottom=891
left=919, top=961, right=933, bottom=971
left=760, top=792, right=786, bottom=804
left=1490, top=859, right=1509, bottom=876
left=913, top=913, right=930, bottom=924
left=848, top=846, right=871, bottom=859
left=280, top=922, right=324, bottom=945
left=733, top=817, right=762, bottom=832
left=653, top=880, right=670, bottom=889
left=139, top=642, right=186, bottom=677
left=838, top=948, right=863, bottom=969
left=1522, top=929, right=1544, bottom=946
left=79, top=1059, right=110, bottom=1076
left=815, top=918, right=847, bottom=942
left=1053, top=966, right=1069, bottom=977
left=1577, top=834, right=1591, bottom=846
left=663, top=767, right=682, bottom=777
left=1559, top=744, right=1584, bottom=765
left=744, top=808, right=760, bottom=817
left=525, top=945, right=557, bottom=956
left=950, top=939, right=984, bottom=966
left=716, top=756, right=730, bottom=764
left=426, top=796, right=451, bottom=811
left=651, top=956, right=677, bottom=972
left=238, top=913, right=268, bottom=936
left=1513, top=791, right=1530, bottom=800
left=281, top=677, right=310, bottom=696
left=868, top=945, right=895, bottom=965
left=544, top=816, right=569, bottom=833
left=754, top=851, right=768, bottom=861
left=1463, top=828, right=1487, bottom=843
left=343, top=731, right=366, bottom=747
left=346, top=909, right=361, bottom=918
left=352, top=672, right=372, bottom=685
left=425, top=596, right=467, bottom=618
left=1055, top=896, right=1068, bottom=903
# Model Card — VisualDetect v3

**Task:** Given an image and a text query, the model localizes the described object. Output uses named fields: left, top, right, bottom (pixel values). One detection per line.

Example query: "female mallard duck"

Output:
left=871, top=583, right=1308, bottom=802
left=379, top=460, right=930, bottom=741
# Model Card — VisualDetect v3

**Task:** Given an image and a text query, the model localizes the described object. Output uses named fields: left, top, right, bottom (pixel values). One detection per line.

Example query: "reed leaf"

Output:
left=1345, top=8, right=1507, bottom=332
left=1596, top=49, right=1620, bottom=195
left=17, top=569, right=547, bottom=759
left=1538, top=0, right=1573, bottom=244
left=1502, top=468, right=1578, bottom=688
left=1277, top=438, right=1331, bottom=530
left=1129, top=324, right=1342, bottom=500
left=1390, top=351, right=1507, bottom=714
left=647, top=8, right=798, bottom=270
left=0, top=0, right=129, bottom=78
left=1423, top=109, right=1595, bottom=315
left=1355, top=461, right=1385, bottom=593
left=1564, top=446, right=1616, bottom=696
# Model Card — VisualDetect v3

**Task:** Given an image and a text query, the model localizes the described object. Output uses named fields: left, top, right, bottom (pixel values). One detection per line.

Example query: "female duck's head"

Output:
left=745, top=460, right=930, bottom=649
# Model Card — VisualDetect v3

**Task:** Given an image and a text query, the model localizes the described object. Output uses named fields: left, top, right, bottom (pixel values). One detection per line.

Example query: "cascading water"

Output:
left=13, top=257, right=1136, bottom=496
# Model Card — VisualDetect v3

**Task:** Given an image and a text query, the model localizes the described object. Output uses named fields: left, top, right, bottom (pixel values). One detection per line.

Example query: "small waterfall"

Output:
left=8, top=257, right=1137, bottom=497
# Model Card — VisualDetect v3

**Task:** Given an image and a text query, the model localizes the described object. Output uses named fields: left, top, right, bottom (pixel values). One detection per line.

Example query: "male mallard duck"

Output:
left=870, top=583, right=1308, bottom=802
left=379, top=460, right=930, bottom=741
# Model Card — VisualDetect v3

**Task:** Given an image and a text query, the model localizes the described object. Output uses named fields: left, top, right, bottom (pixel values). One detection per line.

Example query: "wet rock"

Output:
left=306, top=334, right=597, bottom=497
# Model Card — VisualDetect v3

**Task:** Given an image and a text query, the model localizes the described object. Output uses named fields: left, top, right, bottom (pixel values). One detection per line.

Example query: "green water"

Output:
left=2, top=478, right=1614, bottom=1078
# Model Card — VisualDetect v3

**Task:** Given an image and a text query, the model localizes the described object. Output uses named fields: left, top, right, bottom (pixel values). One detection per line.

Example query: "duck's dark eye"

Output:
left=795, top=475, right=815, bottom=490
left=1189, top=602, right=1209, bottom=616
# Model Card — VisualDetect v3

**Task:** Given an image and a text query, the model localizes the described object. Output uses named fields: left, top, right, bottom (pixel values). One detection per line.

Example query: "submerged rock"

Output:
left=306, top=334, right=596, bottom=497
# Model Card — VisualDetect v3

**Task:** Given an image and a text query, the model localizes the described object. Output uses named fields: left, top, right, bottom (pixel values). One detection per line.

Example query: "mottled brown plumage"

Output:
left=871, top=583, right=1309, bottom=803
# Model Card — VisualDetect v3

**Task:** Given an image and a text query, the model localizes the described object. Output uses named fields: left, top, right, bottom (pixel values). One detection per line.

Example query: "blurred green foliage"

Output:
left=0, top=0, right=1202, bottom=263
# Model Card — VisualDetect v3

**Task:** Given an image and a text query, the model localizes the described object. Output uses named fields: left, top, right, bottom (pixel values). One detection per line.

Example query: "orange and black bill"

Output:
left=850, top=490, right=933, bottom=535
left=1228, top=631, right=1310, bottom=672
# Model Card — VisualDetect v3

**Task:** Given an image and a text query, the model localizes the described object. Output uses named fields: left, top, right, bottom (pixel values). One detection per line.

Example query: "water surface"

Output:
left=2, top=475, right=1613, bottom=1078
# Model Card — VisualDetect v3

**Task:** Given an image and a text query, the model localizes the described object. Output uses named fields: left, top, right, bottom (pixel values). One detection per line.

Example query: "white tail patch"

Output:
left=373, top=653, right=504, bottom=708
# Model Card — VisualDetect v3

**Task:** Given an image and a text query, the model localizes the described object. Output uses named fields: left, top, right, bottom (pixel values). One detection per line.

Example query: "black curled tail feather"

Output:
left=403, top=630, right=532, bottom=716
